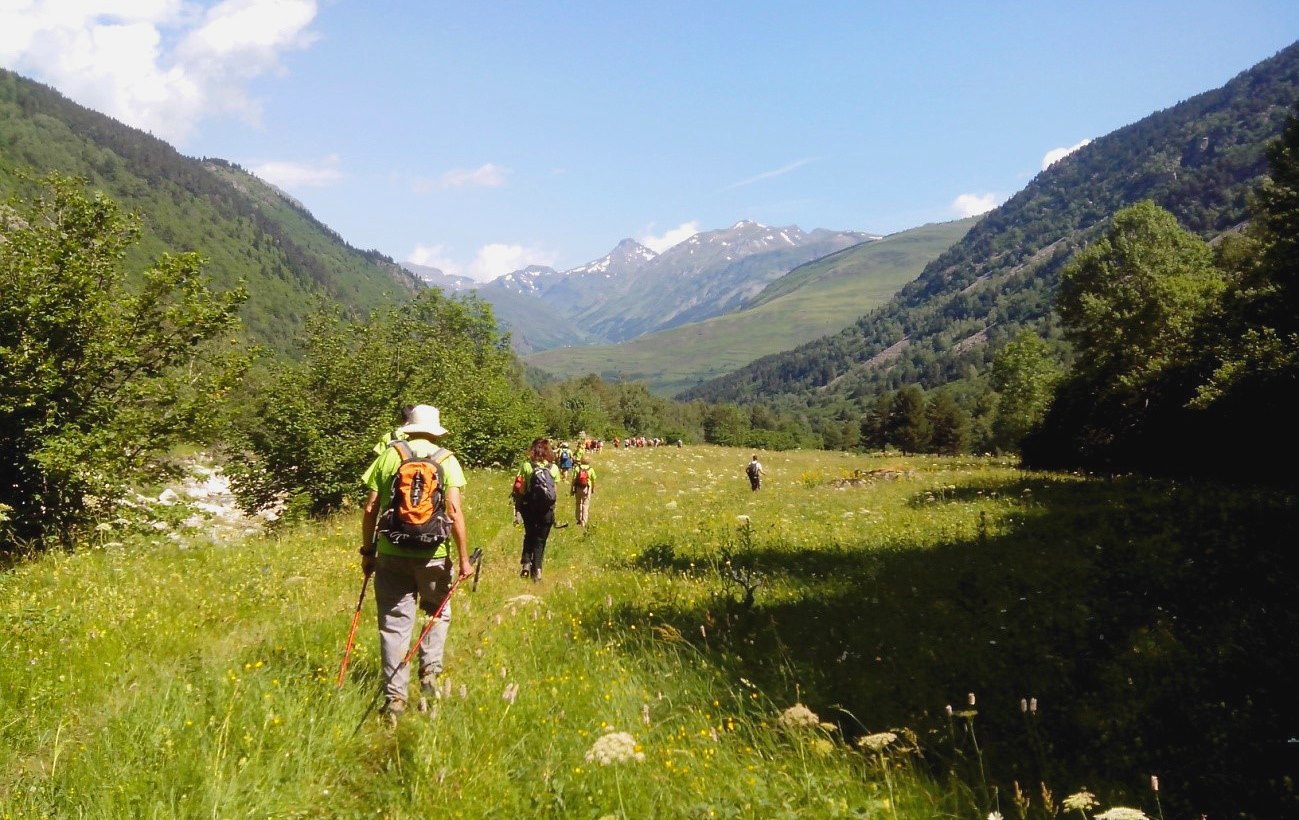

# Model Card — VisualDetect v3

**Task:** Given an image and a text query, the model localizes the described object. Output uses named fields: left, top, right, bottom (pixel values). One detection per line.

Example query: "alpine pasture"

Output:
left=3, top=445, right=1293, bottom=818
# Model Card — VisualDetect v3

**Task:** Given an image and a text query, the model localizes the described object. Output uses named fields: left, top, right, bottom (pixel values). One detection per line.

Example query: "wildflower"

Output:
left=857, top=731, right=897, bottom=752
left=989, top=813, right=1004, bottom=820
left=1095, top=809, right=1151, bottom=820
left=1029, top=697, right=1038, bottom=714
left=502, top=683, right=518, bottom=704
left=641, top=703, right=650, bottom=725
left=1020, top=698, right=1028, bottom=713
left=811, top=738, right=834, bottom=756
left=967, top=692, right=976, bottom=706
left=736, top=514, right=750, bottom=523
left=95, top=522, right=113, bottom=532
left=584, top=731, right=645, bottom=765
left=1150, top=775, right=1159, bottom=792
left=1062, top=791, right=1098, bottom=812
left=777, top=703, right=820, bottom=730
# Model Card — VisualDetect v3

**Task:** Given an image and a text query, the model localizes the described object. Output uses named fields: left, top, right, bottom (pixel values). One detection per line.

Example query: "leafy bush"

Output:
left=228, top=291, right=541, bottom=517
left=0, top=174, right=246, bottom=552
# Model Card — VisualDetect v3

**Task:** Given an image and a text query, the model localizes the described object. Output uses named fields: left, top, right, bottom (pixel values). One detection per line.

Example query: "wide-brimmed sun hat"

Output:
left=397, top=404, right=448, bottom=437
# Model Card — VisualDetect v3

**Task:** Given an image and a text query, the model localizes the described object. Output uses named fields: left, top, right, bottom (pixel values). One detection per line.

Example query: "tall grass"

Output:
left=3, top=446, right=1295, bottom=818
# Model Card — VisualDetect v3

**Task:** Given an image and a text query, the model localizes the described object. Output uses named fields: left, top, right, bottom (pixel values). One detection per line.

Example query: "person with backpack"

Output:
left=512, top=437, right=560, bottom=582
left=359, top=404, right=474, bottom=720
left=370, top=404, right=415, bottom=455
left=746, top=454, right=765, bottom=491
left=570, top=454, right=596, bottom=526
left=557, top=442, right=574, bottom=480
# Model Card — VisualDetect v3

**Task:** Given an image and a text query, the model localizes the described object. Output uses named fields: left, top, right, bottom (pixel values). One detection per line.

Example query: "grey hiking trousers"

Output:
left=374, top=553, right=454, bottom=705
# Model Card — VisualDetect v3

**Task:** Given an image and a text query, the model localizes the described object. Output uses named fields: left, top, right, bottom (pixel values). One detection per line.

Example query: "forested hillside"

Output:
left=0, top=69, right=417, bottom=352
left=683, top=42, right=1299, bottom=407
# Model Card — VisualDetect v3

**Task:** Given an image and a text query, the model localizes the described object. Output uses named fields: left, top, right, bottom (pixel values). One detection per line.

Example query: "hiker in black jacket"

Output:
left=512, top=438, right=561, bottom=582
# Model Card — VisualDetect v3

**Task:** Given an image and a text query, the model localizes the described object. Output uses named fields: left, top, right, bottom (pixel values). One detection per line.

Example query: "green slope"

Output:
left=682, top=42, right=1299, bottom=407
left=0, top=70, right=415, bottom=353
left=525, top=218, right=975, bottom=395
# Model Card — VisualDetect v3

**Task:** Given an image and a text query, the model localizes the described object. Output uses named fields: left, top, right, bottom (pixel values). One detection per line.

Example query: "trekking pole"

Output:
left=335, top=570, right=372, bottom=688
left=353, top=548, right=482, bottom=733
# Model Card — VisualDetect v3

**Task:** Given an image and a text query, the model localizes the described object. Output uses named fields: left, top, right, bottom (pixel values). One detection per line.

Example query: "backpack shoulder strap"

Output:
left=429, top=447, right=452, bottom=464
left=391, top=439, right=415, bottom=462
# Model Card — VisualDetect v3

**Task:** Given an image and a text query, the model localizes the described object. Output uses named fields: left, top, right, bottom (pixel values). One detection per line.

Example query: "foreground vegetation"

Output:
left=4, top=446, right=1294, bottom=818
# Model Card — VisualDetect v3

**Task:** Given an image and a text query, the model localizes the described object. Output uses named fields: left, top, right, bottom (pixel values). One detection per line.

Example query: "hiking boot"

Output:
left=531, top=567, right=542, bottom=583
left=383, top=698, right=406, bottom=725
left=520, top=561, right=531, bottom=578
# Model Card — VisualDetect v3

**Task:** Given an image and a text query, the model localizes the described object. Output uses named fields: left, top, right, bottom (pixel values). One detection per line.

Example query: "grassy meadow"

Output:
left=3, top=446, right=1296, bottom=818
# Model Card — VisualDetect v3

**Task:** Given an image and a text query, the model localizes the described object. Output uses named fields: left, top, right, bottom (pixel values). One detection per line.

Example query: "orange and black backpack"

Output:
left=377, top=441, right=453, bottom=548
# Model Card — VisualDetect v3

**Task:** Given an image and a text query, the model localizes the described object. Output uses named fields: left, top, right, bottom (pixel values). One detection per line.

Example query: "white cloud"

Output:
left=722, top=157, right=815, bottom=191
left=952, top=193, right=1001, bottom=218
left=0, top=0, right=319, bottom=145
left=1042, top=138, right=1092, bottom=170
left=407, top=244, right=463, bottom=278
left=469, top=243, right=557, bottom=281
left=251, top=154, right=342, bottom=189
left=438, top=163, right=509, bottom=190
left=638, top=221, right=700, bottom=254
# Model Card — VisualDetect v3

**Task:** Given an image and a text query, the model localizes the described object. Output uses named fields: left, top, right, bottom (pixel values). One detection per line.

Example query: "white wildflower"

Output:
left=1062, top=791, right=1098, bottom=812
left=502, top=683, right=518, bottom=704
left=857, top=731, right=897, bottom=752
left=777, top=703, right=820, bottom=730
left=583, top=731, right=644, bottom=765
left=1095, top=809, right=1151, bottom=820
left=988, top=813, right=1004, bottom=820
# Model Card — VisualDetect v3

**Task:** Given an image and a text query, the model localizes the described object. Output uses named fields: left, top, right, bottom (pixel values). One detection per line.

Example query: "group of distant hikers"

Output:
left=351, top=403, right=765, bottom=720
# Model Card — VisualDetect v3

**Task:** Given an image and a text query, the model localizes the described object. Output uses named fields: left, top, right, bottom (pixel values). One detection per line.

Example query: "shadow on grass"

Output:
left=605, top=475, right=1299, bottom=818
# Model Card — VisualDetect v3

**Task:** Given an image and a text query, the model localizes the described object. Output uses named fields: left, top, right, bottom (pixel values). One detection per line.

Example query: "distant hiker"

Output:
left=746, top=454, right=765, bottom=491
left=512, top=438, right=560, bottom=582
left=571, top=454, right=597, bottom=526
left=676, top=439, right=683, bottom=448
left=371, top=404, right=416, bottom=455
left=557, top=442, right=574, bottom=480
left=360, top=404, right=475, bottom=720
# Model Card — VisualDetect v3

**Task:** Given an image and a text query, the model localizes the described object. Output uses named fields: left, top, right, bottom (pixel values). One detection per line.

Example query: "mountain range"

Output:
left=406, top=222, right=878, bottom=354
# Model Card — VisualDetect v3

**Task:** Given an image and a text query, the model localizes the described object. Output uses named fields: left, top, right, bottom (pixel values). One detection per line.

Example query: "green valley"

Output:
left=526, top=218, right=977, bottom=395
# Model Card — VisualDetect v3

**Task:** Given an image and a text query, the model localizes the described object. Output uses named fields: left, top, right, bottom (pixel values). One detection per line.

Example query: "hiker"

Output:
left=371, top=404, right=416, bottom=455
left=571, top=454, right=596, bottom=526
left=557, top=442, right=574, bottom=480
left=359, top=404, right=475, bottom=719
left=746, top=454, right=765, bottom=491
left=512, top=437, right=560, bottom=582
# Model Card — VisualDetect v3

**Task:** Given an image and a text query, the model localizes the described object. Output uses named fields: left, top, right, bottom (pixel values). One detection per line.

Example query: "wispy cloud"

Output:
left=0, top=0, right=320, bottom=145
left=407, top=240, right=557, bottom=282
left=251, top=154, right=342, bottom=189
left=407, top=244, right=463, bottom=277
left=469, top=243, right=556, bottom=281
left=638, top=221, right=700, bottom=254
left=1042, top=139, right=1092, bottom=170
left=439, top=163, right=509, bottom=189
left=722, top=158, right=815, bottom=191
left=952, top=192, right=1001, bottom=218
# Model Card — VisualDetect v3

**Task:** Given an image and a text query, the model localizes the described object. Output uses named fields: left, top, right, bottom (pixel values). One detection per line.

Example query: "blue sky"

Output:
left=3, top=2, right=1298, bottom=281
